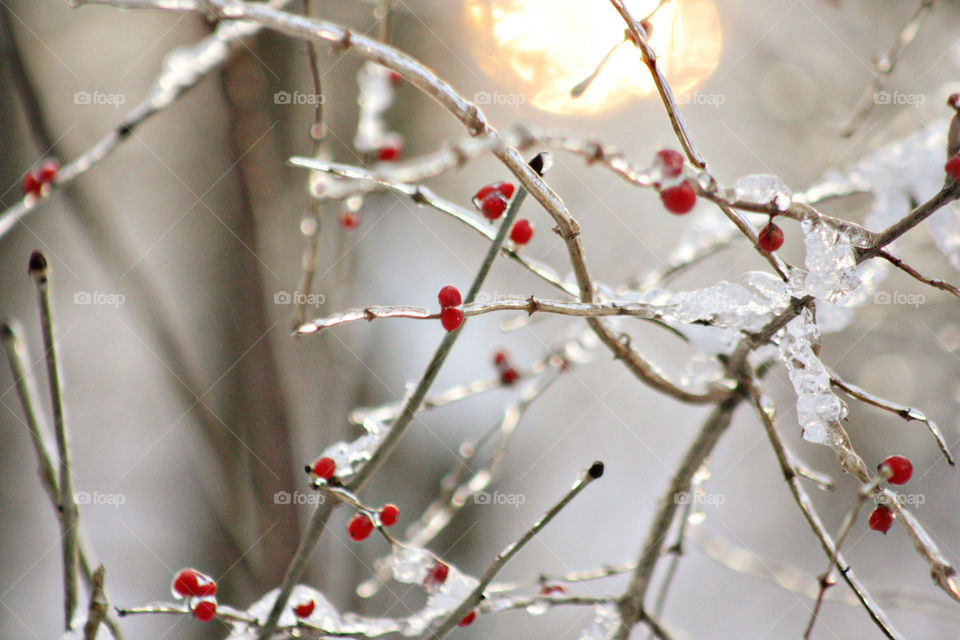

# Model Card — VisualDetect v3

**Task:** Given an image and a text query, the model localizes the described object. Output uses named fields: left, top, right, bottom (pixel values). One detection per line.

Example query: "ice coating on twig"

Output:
left=801, top=217, right=862, bottom=304
left=731, top=173, right=792, bottom=211
left=313, top=416, right=389, bottom=482
left=778, top=308, right=847, bottom=446
left=225, top=549, right=479, bottom=638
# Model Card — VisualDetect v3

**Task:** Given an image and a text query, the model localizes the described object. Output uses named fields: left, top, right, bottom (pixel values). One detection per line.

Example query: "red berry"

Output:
left=758, top=222, right=784, bottom=252
left=294, top=599, right=316, bottom=618
left=540, top=584, right=565, bottom=595
left=423, top=561, right=449, bottom=591
left=22, top=171, right=41, bottom=198
left=500, top=367, right=519, bottom=386
left=493, top=350, right=508, bottom=367
left=473, top=181, right=515, bottom=208
left=879, top=455, right=913, bottom=485
left=869, top=505, right=894, bottom=534
left=172, top=569, right=215, bottom=599
left=339, top=211, right=360, bottom=229
left=659, top=181, right=696, bottom=214
left=39, top=161, right=59, bottom=184
left=172, top=569, right=200, bottom=598
left=377, top=137, right=403, bottom=161
left=458, top=611, right=477, bottom=627
left=379, top=503, right=399, bottom=527
left=438, top=285, right=462, bottom=309
left=388, top=71, right=403, bottom=86
left=946, top=156, right=960, bottom=181
left=194, top=579, right=217, bottom=598
left=510, top=219, right=534, bottom=245
left=480, top=193, right=508, bottom=220
left=348, top=513, right=374, bottom=541
left=440, top=307, right=463, bottom=332
left=654, top=149, right=684, bottom=179
left=192, top=598, right=217, bottom=622
left=312, top=456, right=336, bottom=480
left=495, top=181, right=515, bottom=199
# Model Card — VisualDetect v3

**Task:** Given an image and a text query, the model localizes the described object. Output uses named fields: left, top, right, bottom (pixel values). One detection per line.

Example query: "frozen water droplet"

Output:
left=526, top=601, right=549, bottom=616
left=733, top=174, right=792, bottom=210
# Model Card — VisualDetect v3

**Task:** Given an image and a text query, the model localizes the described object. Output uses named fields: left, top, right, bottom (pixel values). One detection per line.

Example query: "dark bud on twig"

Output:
left=28, top=250, right=48, bottom=280
left=528, top=152, right=554, bottom=177
left=0, top=320, right=14, bottom=342
left=588, top=460, right=605, bottom=479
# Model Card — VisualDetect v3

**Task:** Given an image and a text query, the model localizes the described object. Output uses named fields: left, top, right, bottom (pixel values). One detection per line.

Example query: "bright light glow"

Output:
left=466, top=0, right=723, bottom=115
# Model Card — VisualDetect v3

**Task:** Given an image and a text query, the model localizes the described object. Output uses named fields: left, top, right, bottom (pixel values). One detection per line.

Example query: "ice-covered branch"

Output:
left=744, top=378, right=903, bottom=640
left=0, top=0, right=296, bottom=242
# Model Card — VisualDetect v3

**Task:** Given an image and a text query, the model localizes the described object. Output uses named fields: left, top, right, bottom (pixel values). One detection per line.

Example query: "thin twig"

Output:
left=82, top=566, right=108, bottom=640
left=0, top=322, right=124, bottom=640
left=841, top=0, right=936, bottom=137
left=607, top=0, right=704, bottom=168
left=830, top=370, right=953, bottom=465
left=427, top=461, right=604, bottom=640
left=744, top=377, right=904, bottom=640
left=615, top=393, right=742, bottom=639
left=30, top=252, right=80, bottom=631
left=876, top=249, right=960, bottom=300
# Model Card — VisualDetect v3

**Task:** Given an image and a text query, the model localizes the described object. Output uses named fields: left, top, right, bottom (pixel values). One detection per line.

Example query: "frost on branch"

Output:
left=312, top=416, right=389, bottom=483
left=578, top=602, right=622, bottom=640
left=777, top=308, right=861, bottom=468
left=800, top=217, right=860, bottom=304
left=730, top=173, right=792, bottom=211
left=226, top=547, right=478, bottom=638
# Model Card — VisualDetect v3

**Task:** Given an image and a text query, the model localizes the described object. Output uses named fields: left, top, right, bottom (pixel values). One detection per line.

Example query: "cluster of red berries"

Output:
left=347, top=502, right=400, bottom=541
left=22, top=161, right=59, bottom=199
left=653, top=149, right=697, bottom=215
left=946, top=155, right=960, bottom=182
left=868, top=455, right=914, bottom=534
left=438, top=285, right=464, bottom=332
left=171, top=568, right=218, bottom=622
left=472, top=181, right=515, bottom=221
left=493, top=350, right=519, bottom=386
